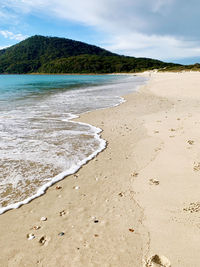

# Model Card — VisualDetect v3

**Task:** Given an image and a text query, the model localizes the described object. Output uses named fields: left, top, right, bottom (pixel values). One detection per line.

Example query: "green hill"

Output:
left=0, top=35, right=179, bottom=74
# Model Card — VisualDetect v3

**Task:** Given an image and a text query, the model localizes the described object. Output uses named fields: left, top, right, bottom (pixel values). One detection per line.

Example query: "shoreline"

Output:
left=0, top=74, right=144, bottom=215
left=0, top=75, right=150, bottom=266
left=1, top=72, right=200, bottom=266
left=0, top=115, right=106, bottom=216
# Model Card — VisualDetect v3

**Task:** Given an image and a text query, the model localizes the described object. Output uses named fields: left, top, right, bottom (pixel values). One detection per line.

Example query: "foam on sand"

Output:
left=0, top=119, right=106, bottom=215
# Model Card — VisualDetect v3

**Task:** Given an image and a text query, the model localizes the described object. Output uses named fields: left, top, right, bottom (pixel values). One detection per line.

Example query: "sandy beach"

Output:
left=1, top=72, right=200, bottom=266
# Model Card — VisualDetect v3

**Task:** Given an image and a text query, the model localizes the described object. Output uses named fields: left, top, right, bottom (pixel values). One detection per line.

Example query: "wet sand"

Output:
left=1, top=72, right=200, bottom=266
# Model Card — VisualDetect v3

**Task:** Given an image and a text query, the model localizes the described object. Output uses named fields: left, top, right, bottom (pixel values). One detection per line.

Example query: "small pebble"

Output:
left=56, top=186, right=62, bottom=190
left=40, top=217, right=47, bottom=221
left=39, top=236, right=46, bottom=245
left=129, top=228, right=134, bottom=232
left=74, top=186, right=80, bottom=190
left=27, top=233, right=35, bottom=240
left=94, top=220, right=99, bottom=223
left=58, top=232, right=65, bottom=236
left=59, top=210, right=66, bottom=216
left=32, top=226, right=41, bottom=230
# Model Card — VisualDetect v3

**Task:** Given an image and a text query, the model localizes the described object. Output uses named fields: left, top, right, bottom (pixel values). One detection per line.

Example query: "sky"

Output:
left=0, top=0, right=200, bottom=64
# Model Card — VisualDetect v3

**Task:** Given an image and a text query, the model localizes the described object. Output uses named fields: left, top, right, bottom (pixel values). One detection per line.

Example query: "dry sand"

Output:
left=1, top=72, right=200, bottom=266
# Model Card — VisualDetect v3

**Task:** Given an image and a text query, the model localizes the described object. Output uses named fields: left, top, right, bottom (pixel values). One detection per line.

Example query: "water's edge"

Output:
left=0, top=76, right=146, bottom=215
left=0, top=99, right=126, bottom=215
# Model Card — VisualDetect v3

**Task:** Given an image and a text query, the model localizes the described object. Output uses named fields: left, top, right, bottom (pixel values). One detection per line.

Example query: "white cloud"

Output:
left=1, top=0, right=200, bottom=60
left=103, top=33, right=200, bottom=61
left=0, top=0, right=177, bottom=30
left=0, top=30, right=27, bottom=41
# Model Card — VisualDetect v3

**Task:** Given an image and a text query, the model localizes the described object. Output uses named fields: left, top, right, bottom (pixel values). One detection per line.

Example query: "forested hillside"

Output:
left=0, top=35, right=179, bottom=73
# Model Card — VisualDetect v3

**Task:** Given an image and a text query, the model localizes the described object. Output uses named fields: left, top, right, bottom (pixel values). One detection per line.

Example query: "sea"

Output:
left=0, top=74, right=147, bottom=214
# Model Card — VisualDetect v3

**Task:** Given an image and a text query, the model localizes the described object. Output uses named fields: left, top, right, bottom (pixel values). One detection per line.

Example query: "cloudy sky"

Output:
left=0, top=0, right=200, bottom=64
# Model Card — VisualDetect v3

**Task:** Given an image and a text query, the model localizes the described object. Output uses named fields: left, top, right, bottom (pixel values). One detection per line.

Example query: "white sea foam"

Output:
left=0, top=74, right=148, bottom=215
left=0, top=120, right=106, bottom=215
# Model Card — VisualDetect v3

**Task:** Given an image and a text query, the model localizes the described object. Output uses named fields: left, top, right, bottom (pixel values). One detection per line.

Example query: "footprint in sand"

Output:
left=193, top=162, right=200, bottom=172
left=187, top=140, right=194, bottom=145
left=154, top=147, right=161, bottom=152
left=145, top=254, right=171, bottom=267
left=149, top=179, right=160, bottom=185
left=131, top=172, right=139, bottom=177
left=183, top=202, right=200, bottom=213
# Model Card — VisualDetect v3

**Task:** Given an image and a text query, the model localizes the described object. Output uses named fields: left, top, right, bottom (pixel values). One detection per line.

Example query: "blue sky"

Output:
left=0, top=0, right=200, bottom=64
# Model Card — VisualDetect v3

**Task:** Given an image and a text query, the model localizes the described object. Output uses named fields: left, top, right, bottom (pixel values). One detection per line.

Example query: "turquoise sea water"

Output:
left=0, top=74, right=127, bottom=109
left=0, top=74, right=147, bottom=214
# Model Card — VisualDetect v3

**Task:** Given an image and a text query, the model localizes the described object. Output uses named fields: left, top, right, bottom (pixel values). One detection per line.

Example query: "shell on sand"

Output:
left=40, top=217, right=47, bottom=221
left=27, top=233, right=35, bottom=240
left=74, top=186, right=80, bottom=190
left=32, top=225, right=40, bottom=230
